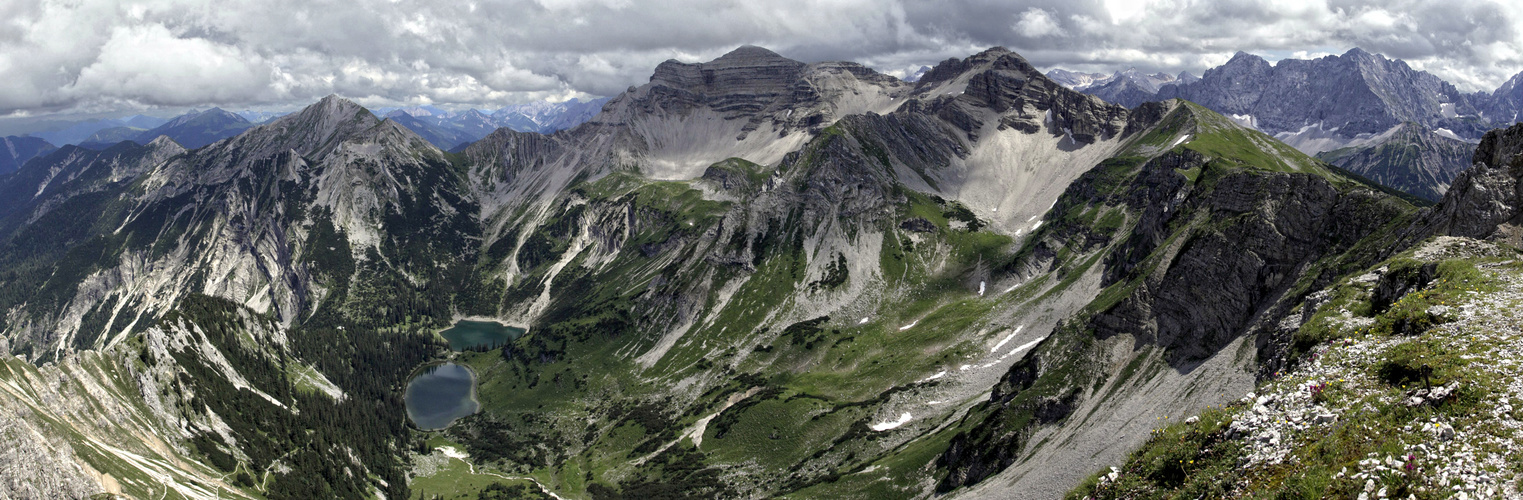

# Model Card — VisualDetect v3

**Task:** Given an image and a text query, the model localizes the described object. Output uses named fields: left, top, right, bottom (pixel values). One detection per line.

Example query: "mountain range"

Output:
left=1048, top=47, right=1523, bottom=202
left=1, top=44, right=1522, bottom=500
left=371, top=98, right=611, bottom=150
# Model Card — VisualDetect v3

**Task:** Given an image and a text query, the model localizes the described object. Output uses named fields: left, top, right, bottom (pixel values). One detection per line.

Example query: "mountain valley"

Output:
left=0, top=44, right=1522, bottom=500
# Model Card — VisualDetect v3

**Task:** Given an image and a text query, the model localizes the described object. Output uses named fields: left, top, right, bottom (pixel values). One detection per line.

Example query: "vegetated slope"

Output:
left=1067, top=124, right=1523, bottom=497
left=429, top=46, right=1147, bottom=498
left=0, top=96, right=484, bottom=498
left=425, top=55, right=1414, bottom=500
left=1316, top=122, right=1476, bottom=202
left=899, top=100, right=1415, bottom=499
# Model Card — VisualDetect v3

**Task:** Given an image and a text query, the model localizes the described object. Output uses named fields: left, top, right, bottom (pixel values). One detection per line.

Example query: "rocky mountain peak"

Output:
left=298, top=94, right=375, bottom=124
left=917, top=46, right=1037, bottom=88
left=144, top=134, right=185, bottom=152
left=1342, top=46, right=1375, bottom=59
left=1217, top=51, right=1273, bottom=75
left=649, top=46, right=807, bottom=89
left=710, top=45, right=793, bottom=65
left=1471, top=122, right=1523, bottom=171
left=266, top=95, right=380, bottom=151
left=1491, top=72, right=1523, bottom=120
left=1497, top=72, right=1523, bottom=97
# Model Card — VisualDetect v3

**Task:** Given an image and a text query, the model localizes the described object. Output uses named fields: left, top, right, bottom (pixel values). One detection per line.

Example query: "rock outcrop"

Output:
left=1416, top=122, right=1523, bottom=243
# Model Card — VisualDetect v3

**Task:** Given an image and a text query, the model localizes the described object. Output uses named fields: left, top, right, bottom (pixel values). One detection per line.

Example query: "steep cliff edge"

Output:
left=1066, top=118, right=1523, bottom=499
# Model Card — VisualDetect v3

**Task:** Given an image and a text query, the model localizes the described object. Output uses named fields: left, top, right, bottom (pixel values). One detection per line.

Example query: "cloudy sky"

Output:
left=2, top=0, right=1521, bottom=121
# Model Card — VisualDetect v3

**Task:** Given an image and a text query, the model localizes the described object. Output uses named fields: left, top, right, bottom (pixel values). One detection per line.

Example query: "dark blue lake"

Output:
left=439, top=320, right=525, bottom=351
left=404, top=362, right=479, bottom=430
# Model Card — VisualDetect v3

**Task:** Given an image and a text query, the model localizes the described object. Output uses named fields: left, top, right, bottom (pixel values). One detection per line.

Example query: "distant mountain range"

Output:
left=27, top=114, right=169, bottom=146
left=1050, top=48, right=1522, bottom=149
left=373, top=98, right=612, bottom=150
left=1046, top=47, right=1523, bottom=201
left=1, top=98, right=612, bottom=166
left=1049, top=68, right=1198, bottom=108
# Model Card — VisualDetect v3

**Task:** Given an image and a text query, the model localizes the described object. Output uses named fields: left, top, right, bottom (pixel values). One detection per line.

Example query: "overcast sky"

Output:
left=2, top=0, right=1521, bottom=121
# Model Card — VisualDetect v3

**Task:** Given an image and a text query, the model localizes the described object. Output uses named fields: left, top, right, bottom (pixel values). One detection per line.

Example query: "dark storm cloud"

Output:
left=0, top=0, right=1519, bottom=119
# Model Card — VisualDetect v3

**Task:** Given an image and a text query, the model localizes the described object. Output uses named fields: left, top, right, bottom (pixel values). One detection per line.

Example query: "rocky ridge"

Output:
left=1071, top=114, right=1523, bottom=500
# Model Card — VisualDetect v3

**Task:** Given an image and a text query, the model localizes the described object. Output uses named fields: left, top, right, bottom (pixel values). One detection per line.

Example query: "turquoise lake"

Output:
left=404, top=362, right=479, bottom=430
left=438, top=320, right=525, bottom=351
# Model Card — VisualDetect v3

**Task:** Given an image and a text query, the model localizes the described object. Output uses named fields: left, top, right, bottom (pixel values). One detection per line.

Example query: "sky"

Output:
left=1, top=0, right=1521, bottom=123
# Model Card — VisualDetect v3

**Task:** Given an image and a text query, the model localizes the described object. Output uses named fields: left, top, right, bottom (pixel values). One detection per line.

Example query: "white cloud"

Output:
left=0, top=0, right=1520, bottom=118
left=67, top=24, right=269, bottom=106
left=1013, top=8, right=1065, bottom=38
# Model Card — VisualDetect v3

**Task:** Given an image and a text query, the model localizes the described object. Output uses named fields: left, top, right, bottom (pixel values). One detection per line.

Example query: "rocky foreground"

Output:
left=1075, top=236, right=1523, bottom=499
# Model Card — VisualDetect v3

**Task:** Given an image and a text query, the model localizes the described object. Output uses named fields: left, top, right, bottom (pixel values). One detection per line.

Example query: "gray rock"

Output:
left=1157, top=48, right=1490, bottom=141
left=899, top=217, right=936, bottom=233
left=1412, top=123, right=1523, bottom=244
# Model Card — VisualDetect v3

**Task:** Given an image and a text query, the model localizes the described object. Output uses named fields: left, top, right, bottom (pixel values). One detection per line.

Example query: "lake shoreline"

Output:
left=404, top=361, right=482, bottom=431
left=448, top=314, right=530, bottom=332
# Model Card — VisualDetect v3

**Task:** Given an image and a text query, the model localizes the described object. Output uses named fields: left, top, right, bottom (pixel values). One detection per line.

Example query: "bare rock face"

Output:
left=605, top=45, right=906, bottom=137
left=0, top=402, right=102, bottom=499
left=1158, top=48, right=1485, bottom=140
left=909, top=47, right=1130, bottom=144
left=1477, top=71, right=1523, bottom=126
left=1418, top=123, right=1523, bottom=242
left=645, top=45, right=809, bottom=119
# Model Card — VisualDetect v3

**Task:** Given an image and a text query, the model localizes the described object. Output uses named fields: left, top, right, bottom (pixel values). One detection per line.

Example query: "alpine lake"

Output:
left=403, top=320, right=526, bottom=430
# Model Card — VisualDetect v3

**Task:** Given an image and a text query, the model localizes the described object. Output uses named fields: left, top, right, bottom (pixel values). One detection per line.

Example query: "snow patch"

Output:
left=991, top=325, right=1025, bottom=352
left=437, top=446, right=469, bottom=460
left=918, top=370, right=948, bottom=383
left=978, top=281, right=986, bottom=296
left=898, top=321, right=918, bottom=331
left=870, top=412, right=913, bottom=431
left=1229, top=114, right=1258, bottom=129
left=858, top=317, right=869, bottom=325
left=1000, top=336, right=1046, bottom=360
left=1434, top=128, right=1462, bottom=141
left=1169, top=134, right=1192, bottom=149
left=1441, top=102, right=1458, bottom=119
